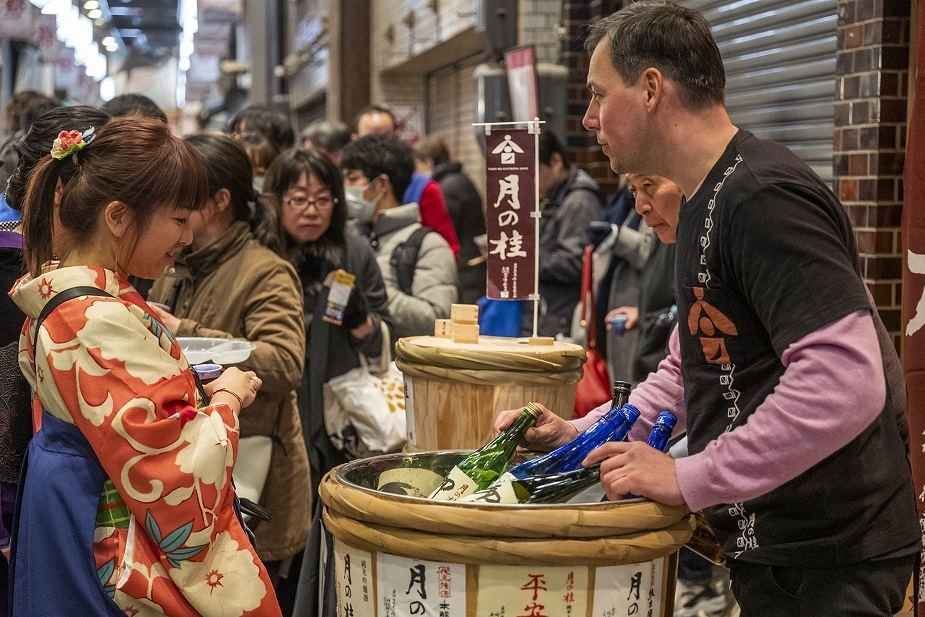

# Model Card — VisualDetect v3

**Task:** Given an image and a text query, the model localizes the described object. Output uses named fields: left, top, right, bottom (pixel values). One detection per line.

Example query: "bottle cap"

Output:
left=655, top=410, right=678, bottom=429
left=524, top=402, right=543, bottom=418
left=621, top=403, right=641, bottom=423
left=612, top=380, right=632, bottom=394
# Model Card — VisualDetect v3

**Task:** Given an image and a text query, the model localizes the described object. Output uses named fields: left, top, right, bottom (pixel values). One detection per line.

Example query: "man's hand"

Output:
left=492, top=403, right=579, bottom=451
left=605, top=306, right=640, bottom=331
left=583, top=441, right=686, bottom=506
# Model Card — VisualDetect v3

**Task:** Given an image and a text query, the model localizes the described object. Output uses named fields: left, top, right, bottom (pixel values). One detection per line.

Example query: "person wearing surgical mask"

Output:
left=340, top=135, right=458, bottom=340
left=262, top=147, right=392, bottom=510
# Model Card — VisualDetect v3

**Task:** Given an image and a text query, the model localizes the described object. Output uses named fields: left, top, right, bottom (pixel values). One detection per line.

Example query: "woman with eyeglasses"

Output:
left=263, top=148, right=391, bottom=500
left=146, top=133, right=312, bottom=612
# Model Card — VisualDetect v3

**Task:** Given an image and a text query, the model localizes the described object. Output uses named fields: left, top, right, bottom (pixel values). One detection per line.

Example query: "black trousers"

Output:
left=728, top=553, right=916, bottom=617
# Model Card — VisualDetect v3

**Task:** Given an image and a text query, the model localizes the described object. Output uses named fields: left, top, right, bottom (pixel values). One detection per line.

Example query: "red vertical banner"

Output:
left=484, top=129, right=537, bottom=300
left=903, top=4, right=925, bottom=613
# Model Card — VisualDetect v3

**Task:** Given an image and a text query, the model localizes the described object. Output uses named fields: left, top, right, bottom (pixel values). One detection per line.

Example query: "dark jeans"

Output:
left=728, top=554, right=916, bottom=617
left=678, top=547, right=714, bottom=583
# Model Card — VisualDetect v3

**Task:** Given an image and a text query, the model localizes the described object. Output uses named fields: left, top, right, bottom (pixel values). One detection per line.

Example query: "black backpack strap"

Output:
left=389, top=226, right=433, bottom=295
left=33, top=286, right=115, bottom=354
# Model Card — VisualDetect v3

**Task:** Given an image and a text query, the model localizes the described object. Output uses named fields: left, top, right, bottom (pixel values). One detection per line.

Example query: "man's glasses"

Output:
left=283, top=194, right=337, bottom=211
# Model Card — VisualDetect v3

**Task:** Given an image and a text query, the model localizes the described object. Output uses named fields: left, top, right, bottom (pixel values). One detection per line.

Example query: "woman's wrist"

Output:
left=211, top=388, right=243, bottom=411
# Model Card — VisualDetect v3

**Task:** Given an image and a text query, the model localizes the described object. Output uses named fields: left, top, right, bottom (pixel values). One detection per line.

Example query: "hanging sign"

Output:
left=484, top=128, right=537, bottom=301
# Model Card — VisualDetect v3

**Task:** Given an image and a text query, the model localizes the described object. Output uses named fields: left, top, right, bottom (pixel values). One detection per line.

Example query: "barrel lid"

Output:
left=395, top=335, right=586, bottom=372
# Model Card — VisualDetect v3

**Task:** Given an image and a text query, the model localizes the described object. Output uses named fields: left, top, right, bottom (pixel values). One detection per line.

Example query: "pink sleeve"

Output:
left=418, top=181, right=460, bottom=260
left=675, top=309, right=885, bottom=511
left=570, top=325, right=687, bottom=438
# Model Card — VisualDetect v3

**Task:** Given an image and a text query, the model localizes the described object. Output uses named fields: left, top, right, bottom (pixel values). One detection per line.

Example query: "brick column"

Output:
left=834, top=0, right=911, bottom=352
left=561, top=0, right=625, bottom=196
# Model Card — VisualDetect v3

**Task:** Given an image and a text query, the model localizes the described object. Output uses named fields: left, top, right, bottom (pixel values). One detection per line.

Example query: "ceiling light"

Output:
left=83, top=0, right=98, bottom=8
left=87, top=8, right=102, bottom=18
left=102, top=36, right=115, bottom=46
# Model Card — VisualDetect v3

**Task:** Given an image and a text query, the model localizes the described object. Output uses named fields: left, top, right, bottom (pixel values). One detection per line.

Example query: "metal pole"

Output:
left=532, top=117, right=541, bottom=338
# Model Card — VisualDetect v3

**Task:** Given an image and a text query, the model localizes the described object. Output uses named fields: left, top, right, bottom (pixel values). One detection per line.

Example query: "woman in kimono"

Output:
left=10, top=116, right=281, bottom=616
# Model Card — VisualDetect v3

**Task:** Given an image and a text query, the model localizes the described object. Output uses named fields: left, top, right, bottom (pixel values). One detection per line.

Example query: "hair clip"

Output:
left=50, top=127, right=96, bottom=162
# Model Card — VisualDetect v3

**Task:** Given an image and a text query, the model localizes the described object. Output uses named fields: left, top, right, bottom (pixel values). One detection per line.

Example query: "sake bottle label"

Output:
left=376, top=467, right=445, bottom=497
left=427, top=466, right=479, bottom=501
left=458, top=478, right=519, bottom=504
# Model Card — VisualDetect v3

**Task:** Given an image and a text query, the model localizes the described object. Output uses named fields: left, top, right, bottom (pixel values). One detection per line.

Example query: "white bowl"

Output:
left=177, top=337, right=257, bottom=365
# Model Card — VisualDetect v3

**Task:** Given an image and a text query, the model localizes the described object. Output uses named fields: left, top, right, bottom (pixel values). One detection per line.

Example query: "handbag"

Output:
left=233, top=435, right=273, bottom=506
left=574, top=244, right=612, bottom=418
left=323, top=322, right=406, bottom=459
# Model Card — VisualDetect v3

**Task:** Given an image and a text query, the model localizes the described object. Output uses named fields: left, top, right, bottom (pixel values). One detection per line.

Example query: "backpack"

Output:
left=389, top=226, right=433, bottom=295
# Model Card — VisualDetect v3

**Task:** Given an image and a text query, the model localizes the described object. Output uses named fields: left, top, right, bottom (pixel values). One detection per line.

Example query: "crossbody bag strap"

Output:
left=33, top=286, right=115, bottom=357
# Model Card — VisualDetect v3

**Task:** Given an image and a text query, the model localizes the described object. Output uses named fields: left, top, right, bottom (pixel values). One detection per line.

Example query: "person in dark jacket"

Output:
left=535, top=131, right=605, bottom=337
left=415, top=136, right=486, bottom=304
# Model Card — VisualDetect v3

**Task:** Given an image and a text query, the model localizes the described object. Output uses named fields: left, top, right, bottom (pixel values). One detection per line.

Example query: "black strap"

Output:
left=389, top=226, right=433, bottom=295
left=33, top=286, right=114, bottom=354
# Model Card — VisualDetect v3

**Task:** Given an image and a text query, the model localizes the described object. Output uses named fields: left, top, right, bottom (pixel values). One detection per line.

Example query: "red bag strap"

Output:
left=580, top=244, right=597, bottom=348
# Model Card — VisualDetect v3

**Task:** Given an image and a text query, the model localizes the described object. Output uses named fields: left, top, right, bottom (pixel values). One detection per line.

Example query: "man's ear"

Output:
left=643, top=67, right=664, bottom=111
left=102, top=201, right=131, bottom=239
left=378, top=174, right=394, bottom=199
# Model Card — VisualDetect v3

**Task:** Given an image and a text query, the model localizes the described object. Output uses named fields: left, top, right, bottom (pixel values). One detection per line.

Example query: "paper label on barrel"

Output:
left=591, top=558, right=665, bottom=617
left=376, top=467, right=445, bottom=497
left=476, top=565, right=589, bottom=617
left=377, top=553, right=466, bottom=616
left=458, top=478, right=519, bottom=504
left=427, top=466, right=478, bottom=501
left=404, top=377, right=416, bottom=446
left=333, top=539, right=375, bottom=617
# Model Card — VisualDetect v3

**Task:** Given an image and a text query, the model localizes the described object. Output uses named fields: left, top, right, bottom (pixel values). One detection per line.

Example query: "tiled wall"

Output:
left=834, top=0, right=911, bottom=350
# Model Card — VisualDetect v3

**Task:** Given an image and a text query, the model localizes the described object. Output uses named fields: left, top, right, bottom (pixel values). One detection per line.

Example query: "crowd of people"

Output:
left=0, top=1, right=915, bottom=616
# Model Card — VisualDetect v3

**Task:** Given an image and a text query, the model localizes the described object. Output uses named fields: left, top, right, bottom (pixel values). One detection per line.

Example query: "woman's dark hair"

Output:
left=22, top=116, right=208, bottom=276
left=7, top=106, right=111, bottom=209
left=4, top=91, right=58, bottom=135
left=184, top=132, right=283, bottom=254
left=264, top=148, right=347, bottom=271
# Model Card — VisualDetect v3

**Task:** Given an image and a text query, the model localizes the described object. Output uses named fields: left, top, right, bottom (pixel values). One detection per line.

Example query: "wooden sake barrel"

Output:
left=395, top=335, right=585, bottom=451
left=320, top=452, right=694, bottom=617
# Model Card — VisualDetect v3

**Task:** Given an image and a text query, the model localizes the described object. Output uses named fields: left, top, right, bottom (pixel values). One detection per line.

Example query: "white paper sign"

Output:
left=592, top=558, right=665, bottom=617
left=334, top=539, right=376, bottom=617
left=477, top=565, right=590, bottom=617
left=377, top=553, right=467, bottom=617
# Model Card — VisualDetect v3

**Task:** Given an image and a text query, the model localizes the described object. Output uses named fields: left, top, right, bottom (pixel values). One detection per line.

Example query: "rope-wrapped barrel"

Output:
left=396, top=335, right=586, bottom=450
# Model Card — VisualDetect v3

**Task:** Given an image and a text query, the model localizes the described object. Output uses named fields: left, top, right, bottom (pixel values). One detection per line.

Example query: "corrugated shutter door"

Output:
left=680, top=0, right=838, bottom=184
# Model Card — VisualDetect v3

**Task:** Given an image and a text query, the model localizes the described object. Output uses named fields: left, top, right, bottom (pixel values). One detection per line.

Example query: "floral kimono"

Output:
left=9, top=265, right=281, bottom=616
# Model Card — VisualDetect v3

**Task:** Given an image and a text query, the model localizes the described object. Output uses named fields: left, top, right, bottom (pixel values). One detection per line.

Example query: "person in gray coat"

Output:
left=341, top=135, right=458, bottom=339
left=535, top=131, right=605, bottom=337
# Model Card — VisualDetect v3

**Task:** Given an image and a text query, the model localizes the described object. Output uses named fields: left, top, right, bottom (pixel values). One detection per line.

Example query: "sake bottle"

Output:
left=611, top=380, right=633, bottom=411
left=465, top=464, right=603, bottom=505
left=428, top=402, right=542, bottom=501
left=623, top=411, right=678, bottom=499
left=505, top=403, right=641, bottom=479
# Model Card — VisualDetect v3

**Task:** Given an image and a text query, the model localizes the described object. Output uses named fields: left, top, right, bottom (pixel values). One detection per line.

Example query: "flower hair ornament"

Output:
left=50, top=127, right=96, bottom=164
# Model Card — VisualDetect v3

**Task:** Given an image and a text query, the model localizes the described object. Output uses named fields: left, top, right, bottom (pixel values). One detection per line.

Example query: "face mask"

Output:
left=344, top=178, right=383, bottom=223
left=252, top=176, right=264, bottom=192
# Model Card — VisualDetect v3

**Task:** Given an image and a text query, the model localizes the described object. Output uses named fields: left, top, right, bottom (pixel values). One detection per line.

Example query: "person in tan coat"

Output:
left=148, top=133, right=311, bottom=613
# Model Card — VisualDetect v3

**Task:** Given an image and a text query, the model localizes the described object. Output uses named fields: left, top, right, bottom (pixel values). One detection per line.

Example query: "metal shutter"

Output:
left=679, top=0, right=838, bottom=184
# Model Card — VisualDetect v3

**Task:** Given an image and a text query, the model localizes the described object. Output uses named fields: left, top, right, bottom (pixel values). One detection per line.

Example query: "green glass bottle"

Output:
left=428, top=402, right=542, bottom=501
left=465, top=464, right=603, bottom=504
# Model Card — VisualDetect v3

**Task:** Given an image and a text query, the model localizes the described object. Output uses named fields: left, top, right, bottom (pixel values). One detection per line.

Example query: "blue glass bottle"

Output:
left=646, top=411, right=678, bottom=452
left=506, top=403, right=641, bottom=479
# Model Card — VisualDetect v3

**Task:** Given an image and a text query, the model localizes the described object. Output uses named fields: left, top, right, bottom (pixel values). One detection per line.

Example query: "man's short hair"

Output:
left=538, top=131, right=568, bottom=166
left=352, top=104, right=396, bottom=134
left=585, top=0, right=725, bottom=111
left=415, top=135, right=451, bottom=167
left=301, top=119, right=352, bottom=152
left=340, top=134, right=414, bottom=203
left=101, top=93, right=168, bottom=123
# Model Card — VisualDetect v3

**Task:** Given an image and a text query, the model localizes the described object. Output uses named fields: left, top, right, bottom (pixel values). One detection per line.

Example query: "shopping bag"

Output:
left=574, top=244, right=612, bottom=417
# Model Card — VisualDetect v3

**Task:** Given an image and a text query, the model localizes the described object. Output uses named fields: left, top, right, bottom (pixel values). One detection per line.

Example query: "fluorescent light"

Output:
left=102, top=36, right=115, bottom=46
left=83, top=0, right=99, bottom=8
left=100, top=77, right=115, bottom=101
left=87, top=8, right=102, bottom=18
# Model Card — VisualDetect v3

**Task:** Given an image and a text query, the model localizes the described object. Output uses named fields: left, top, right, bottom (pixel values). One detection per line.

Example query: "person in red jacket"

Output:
left=352, top=104, right=460, bottom=260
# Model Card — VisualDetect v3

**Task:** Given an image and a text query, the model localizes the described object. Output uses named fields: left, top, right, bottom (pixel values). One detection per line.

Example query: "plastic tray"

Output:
left=177, top=337, right=256, bottom=365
